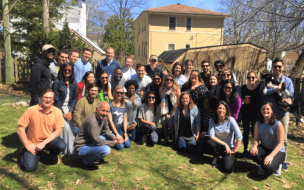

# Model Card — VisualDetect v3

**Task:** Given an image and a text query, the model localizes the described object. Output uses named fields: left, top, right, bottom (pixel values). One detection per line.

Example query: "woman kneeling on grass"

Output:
left=174, top=92, right=200, bottom=153
left=108, top=86, right=131, bottom=150
left=207, top=101, right=243, bottom=173
left=250, top=102, right=285, bottom=176
left=138, top=91, right=161, bottom=145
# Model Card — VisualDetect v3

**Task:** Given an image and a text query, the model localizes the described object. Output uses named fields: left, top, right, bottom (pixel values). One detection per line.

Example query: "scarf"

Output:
left=160, top=87, right=178, bottom=115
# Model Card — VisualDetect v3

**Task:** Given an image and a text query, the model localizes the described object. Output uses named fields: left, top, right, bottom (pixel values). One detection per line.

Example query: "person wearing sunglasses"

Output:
left=199, top=60, right=211, bottom=85
left=159, top=74, right=181, bottom=144
left=240, top=71, right=262, bottom=157
left=77, top=71, right=95, bottom=99
left=181, top=70, right=209, bottom=105
left=221, top=69, right=242, bottom=98
left=145, top=72, right=163, bottom=106
left=108, top=87, right=131, bottom=150
left=183, top=59, right=193, bottom=80
left=53, top=62, right=78, bottom=155
left=219, top=80, right=242, bottom=123
left=259, top=59, right=294, bottom=171
left=172, top=62, right=187, bottom=88
left=138, top=91, right=161, bottom=145
left=207, top=101, right=242, bottom=173
left=124, top=80, right=142, bottom=141
left=174, top=92, right=200, bottom=153
left=29, top=44, right=56, bottom=106
left=96, top=70, right=113, bottom=102
left=214, top=60, right=225, bottom=82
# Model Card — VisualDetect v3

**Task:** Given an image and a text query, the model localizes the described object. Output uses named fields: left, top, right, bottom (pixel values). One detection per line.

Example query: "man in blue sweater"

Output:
left=95, top=47, right=120, bottom=81
left=260, top=59, right=294, bottom=171
left=74, top=48, right=92, bottom=82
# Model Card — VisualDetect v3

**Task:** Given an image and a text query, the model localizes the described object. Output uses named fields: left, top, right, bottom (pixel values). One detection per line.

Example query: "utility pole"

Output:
left=2, top=0, right=14, bottom=84
left=42, top=0, right=49, bottom=34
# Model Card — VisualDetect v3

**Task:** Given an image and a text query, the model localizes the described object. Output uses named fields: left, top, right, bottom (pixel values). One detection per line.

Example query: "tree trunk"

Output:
left=2, top=0, right=14, bottom=84
left=42, top=0, right=49, bottom=34
left=289, top=50, right=304, bottom=78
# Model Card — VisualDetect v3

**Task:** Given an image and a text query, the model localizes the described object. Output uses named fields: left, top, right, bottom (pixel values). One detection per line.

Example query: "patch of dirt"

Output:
left=0, top=84, right=29, bottom=97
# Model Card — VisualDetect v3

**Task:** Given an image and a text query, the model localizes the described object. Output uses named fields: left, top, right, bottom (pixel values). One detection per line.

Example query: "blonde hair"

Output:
left=112, top=86, right=125, bottom=108
left=247, top=71, right=260, bottom=85
left=160, top=73, right=181, bottom=95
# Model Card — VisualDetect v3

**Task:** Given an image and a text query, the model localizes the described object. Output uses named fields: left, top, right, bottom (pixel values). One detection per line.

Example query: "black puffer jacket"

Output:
left=28, top=55, right=51, bottom=106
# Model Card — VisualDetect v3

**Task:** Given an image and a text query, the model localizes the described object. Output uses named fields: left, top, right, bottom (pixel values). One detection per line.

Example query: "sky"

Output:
left=132, top=0, right=224, bottom=19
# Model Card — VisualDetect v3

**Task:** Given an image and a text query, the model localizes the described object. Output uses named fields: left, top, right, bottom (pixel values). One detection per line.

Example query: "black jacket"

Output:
left=28, top=55, right=51, bottom=106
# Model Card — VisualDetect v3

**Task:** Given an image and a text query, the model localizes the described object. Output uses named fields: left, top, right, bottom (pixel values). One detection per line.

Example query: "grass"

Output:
left=0, top=93, right=30, bottom=104
left=0, top=106, right=304, bottom=189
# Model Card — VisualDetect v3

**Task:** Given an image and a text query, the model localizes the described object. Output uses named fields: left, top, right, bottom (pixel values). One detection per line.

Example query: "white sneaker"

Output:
left=258, top=165, right=265, bottom=175
left=273, top=164, right=282, bottom=176
left=142, top=136, right=147, bottom=145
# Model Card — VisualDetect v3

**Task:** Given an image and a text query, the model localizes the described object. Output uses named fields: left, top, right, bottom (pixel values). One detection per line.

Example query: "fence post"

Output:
left=0, top=58, right=2, bottom=82
left=294, top=78, right=301, bottom=101
left=14, top=58, right=18, bottom=82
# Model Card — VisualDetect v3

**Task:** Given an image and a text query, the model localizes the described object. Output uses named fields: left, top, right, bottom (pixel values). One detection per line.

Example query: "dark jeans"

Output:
left=141, top=124, right=158, bottom=144
left=207, top=139, right=235, bottom=173
left=197, top=134, right=211, bottom=154
left=114, top=128, right=131, bottom=150
left=20, top=137, right=66, bottom=172
left=161, top=115, right=174, bottom=139
left=177, top=136, right=196, bottom=153
left=127, top=127, right=136, bottom=141
left=250, top=145, right=285, bottom=173
left=242, top=117, right=256, bottom=150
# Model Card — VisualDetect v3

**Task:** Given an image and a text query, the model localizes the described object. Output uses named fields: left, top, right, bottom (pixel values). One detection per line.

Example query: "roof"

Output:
left=71, top=29, right=106, bottom=55
left=282, top=51, right=299, bottom=64
left=145, top=3, right=229, bottom=16
left=159, top=43, right=266, bottom=63
left=159, top=49, right=187, bottom=63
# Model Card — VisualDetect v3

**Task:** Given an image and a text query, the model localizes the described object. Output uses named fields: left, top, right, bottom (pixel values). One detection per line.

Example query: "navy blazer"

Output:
left=52, top=79, right=78, bottom=113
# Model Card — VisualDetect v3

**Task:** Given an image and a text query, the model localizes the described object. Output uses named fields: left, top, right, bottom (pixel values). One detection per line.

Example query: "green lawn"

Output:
left=0, top=106, right=303, bottom=189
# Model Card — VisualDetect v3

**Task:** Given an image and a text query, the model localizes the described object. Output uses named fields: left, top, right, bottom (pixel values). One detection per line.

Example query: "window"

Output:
left=186, top=18, right=191, bottom=31
left=168, top=44, right=175, bottom=51
left=169, top=17, right=176, bottom=30
left=185, top=44, right=191, bottom=49
left=138, top=25, right=140, bottom=35
left=138, top=46, right=140, bottom=56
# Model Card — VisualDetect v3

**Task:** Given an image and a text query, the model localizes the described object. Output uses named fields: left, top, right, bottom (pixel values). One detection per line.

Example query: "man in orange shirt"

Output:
left=17, top=89, right=66, bottom=172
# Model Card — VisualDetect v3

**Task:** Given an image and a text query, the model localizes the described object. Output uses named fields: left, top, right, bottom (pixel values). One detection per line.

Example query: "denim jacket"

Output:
left=53, top=79, right=78, bottom=113
left=174, top=105, right=201, bottom=140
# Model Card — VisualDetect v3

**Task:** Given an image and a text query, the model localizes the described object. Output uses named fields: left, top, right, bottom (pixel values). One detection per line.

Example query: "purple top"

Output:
left=228, top=95, right=242, bottom=120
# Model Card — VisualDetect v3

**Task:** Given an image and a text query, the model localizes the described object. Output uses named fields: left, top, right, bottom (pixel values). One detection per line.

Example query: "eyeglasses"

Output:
left=224, top=87, right=232, bottom=90
left=201, top=65, right=209, bottom=68
left=47, top=49, right=55, bottom=53
left=247, top=77, right=255, bottom=80
left=166, top=79, right=174, bottom=82
left=63, top=69, right=72, bottom=72
left=154, top=78, right=161, bottom=81
left=222, top=74, right=231, bottom=77
left=148, top=96, right=155, bottom=99
left=116, top=92, right=124, bottom=95
left=216, top=65, right=223, bottom=68
left=100, top=77, right=108, bottom=80
left=150, top=60, right=157, bottom=62
left=273, top=65, right=282, bottom=69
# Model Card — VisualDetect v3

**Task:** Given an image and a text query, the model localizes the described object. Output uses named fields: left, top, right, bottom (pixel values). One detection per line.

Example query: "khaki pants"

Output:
left=277, top=114, right=289, bottom=159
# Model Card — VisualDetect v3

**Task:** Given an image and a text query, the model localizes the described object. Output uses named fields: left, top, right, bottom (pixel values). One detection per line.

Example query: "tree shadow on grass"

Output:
left=1, top=132, right=21, bottom=149
left=0, top=167, right=38, bottom=189
left=2, top=149, right=20, bottom=164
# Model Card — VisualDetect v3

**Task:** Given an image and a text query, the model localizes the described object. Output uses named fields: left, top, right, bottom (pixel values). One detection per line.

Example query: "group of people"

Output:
left=18, top=44, right=293, bottom=177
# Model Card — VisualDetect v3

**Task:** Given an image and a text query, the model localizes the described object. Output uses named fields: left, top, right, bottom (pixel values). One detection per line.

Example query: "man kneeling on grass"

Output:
left=74, top=101, right=124, bottom=169
left=17, top=89, right=66, bottom=172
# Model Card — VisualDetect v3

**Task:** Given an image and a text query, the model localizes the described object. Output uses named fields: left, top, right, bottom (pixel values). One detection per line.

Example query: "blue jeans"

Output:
left=141, top=124, right=158, bottom=144
left=161, top=115, right=175, bottom=139
left=177, top=136, right=196, bottom=153
left=20, top=137, right=66, bottom=172
left=77, top=135, right=111, bottom=166
left=115, top=128, right=131, bottom=150
left=127, top=127, right=136, bottom=141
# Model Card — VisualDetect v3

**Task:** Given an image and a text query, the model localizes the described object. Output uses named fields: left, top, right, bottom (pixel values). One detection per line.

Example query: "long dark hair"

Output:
left=81, top=71, right=95, bottom=84
left=151, top=72, right=163, bottom=90
left=58, top=62, right=75, bottom=84
left=213, top=101, right=231, bottom=125
left=183, top=70, right=204, bottom=89
left=96, top=70, right=109, bottom=92
left=145, top=91, right=158, bottom=115
left=206, top=74, right=219, bottom=90
left=257, top=102, right=276, bottom=125
left=219, top=79, right=237, bottom=104
left=171, top=62, right=184, bottom=77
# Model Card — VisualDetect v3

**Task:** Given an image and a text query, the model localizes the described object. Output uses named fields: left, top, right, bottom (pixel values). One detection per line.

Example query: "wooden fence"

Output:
left=0, top=58, right=33, bottom=83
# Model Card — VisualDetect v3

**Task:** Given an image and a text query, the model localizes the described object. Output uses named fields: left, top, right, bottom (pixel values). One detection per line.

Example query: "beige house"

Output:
left=132, top=3, right=230, bottom=64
